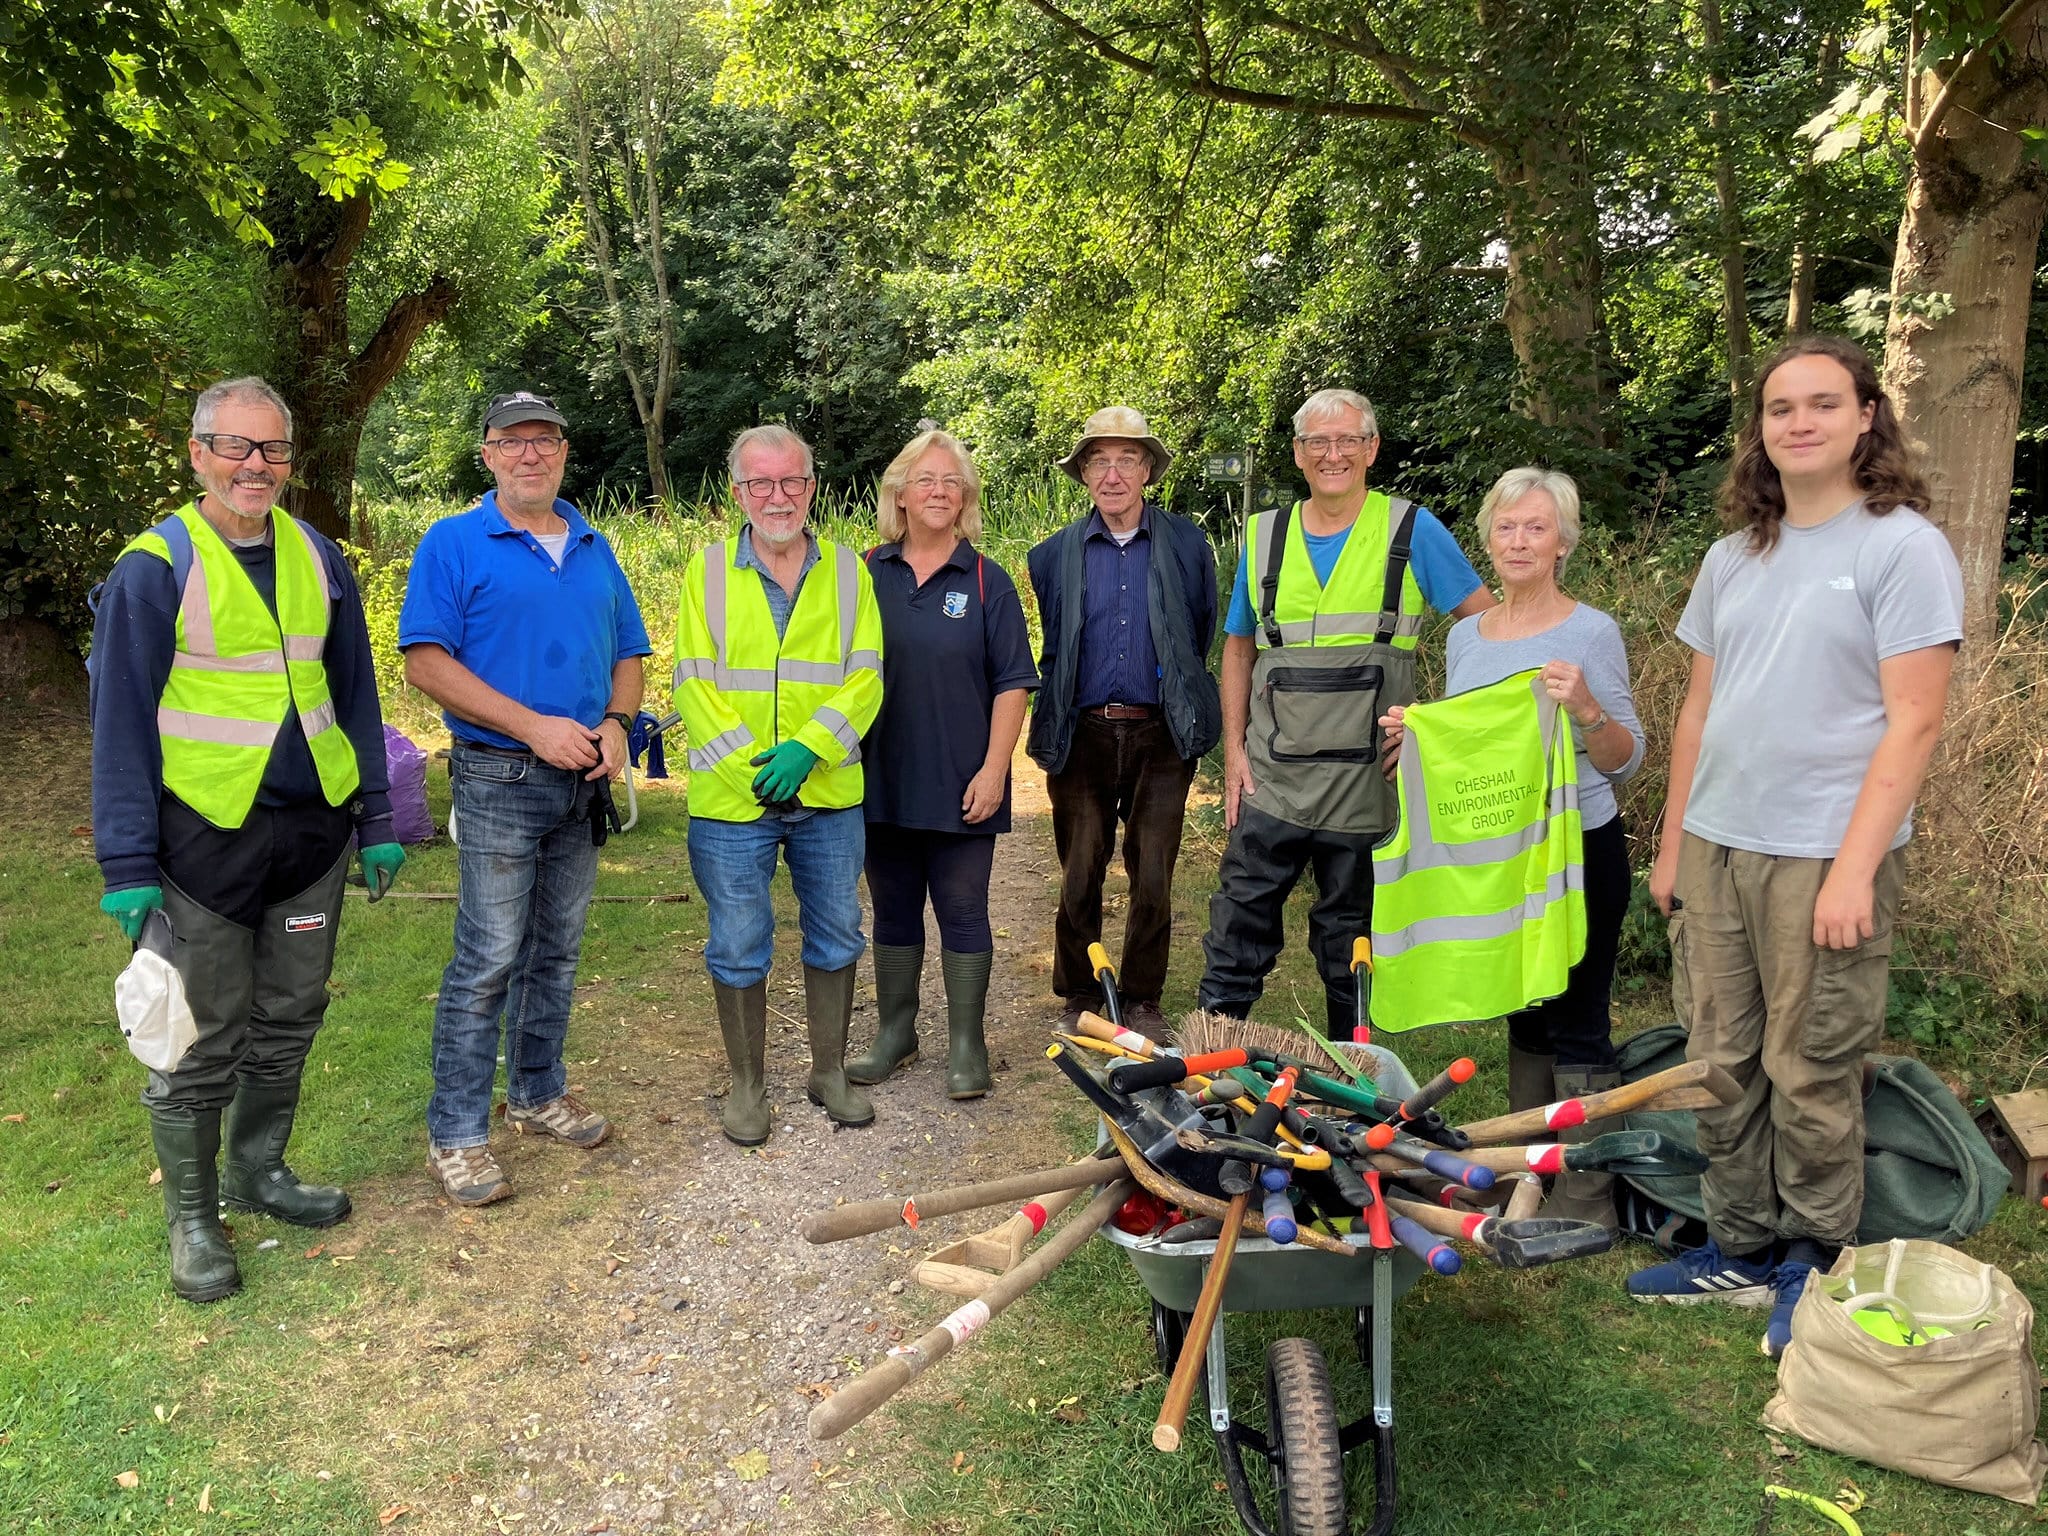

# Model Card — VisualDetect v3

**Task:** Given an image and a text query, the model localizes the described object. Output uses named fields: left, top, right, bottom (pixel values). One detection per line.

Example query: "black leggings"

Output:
left=865, top=826, right=997, bottom=950
left=1507, top=816, right=1630, bottom=1069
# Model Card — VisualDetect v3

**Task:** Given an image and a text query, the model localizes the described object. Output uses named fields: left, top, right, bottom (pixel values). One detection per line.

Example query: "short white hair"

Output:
left=1292, top=388, right=1378, bottom=440
left=1477, top=467, right=1583, bottom=573
left=728, top=424, right=814, bottom=479
left=192, top=376, right=292, bottom=439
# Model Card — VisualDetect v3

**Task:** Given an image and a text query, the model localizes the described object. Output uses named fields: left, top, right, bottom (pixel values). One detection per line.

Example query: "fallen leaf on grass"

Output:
left=3, top=1114, right=26, bottom=1125
left=1052, top=1403, right=1087, bottom=1424
left=198, top=1485, right=212, bottom=1513
left=116, top=1471, right=140, bottom=1489
left=729, top=1450, right=771, bottom=1482
left=795, top=1381, right=834, bottom=1402
left=377, top=1503, right=414, bottom=1525
left=44, top=1181, right=61, bottom=1194
left=148, top=1167, right=163, bottom=1186
left=604, top=1258, right=622, bottom=1276
left=304, top=1244, right=326, bottom=1259
left=1768, top=1435, right=1799, bottom=1459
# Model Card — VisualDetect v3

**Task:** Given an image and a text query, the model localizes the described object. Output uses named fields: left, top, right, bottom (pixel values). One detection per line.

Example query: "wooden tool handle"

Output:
left=808, top=1179, right=1133, bottom=1440
left=1504, top=1173, right=1543, bottom=1222
left=801, top=1157, right=1120, bottom=1244
left=1453, top=1060, right=1738, bottom=1145
left=1153, top=1189, right=1250, bottom=1452
left=1072, top=1010, right=1159, bottom=1054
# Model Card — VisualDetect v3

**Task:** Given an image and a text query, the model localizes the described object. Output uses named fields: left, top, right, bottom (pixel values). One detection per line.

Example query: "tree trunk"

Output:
left=1786, top=36, right=1841, bottom=336
left=273, top=193, right=460, bottom=543
left=1490, top=137, right=1606, bottom=437
left=1700, top=0, right=1752, bottom=410
left=1882, top=5, right=2048, bottom=647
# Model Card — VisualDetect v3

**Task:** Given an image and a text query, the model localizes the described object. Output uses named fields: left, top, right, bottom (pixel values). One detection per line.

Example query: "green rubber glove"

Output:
left=359, top=842, right=406, bottom=902
left=749, top=739, right=819, bottom=803
left=100, top=886, right=164, bottom=942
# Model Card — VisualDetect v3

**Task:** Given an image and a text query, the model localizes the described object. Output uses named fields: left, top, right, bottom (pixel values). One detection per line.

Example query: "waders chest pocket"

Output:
left=1262, top=663, right=1383, bottom=763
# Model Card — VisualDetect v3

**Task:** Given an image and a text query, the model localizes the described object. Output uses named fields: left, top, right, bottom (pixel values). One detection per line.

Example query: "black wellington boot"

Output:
left=221, top=1079, right=351, bottom=1227
left=150, top=1108, right=242, bottom=1303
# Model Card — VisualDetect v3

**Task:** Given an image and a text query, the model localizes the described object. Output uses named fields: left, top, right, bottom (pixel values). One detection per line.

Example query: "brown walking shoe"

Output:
left=506, top=1092, right=610, bottom=1149
left=428, top=1143, right=514, bottom=1206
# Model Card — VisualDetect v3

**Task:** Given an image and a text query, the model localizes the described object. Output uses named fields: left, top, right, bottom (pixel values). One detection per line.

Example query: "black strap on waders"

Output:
left=1374, top=498, right=1418, bottom=645
left=1256, top=502, right=1292, bottom=649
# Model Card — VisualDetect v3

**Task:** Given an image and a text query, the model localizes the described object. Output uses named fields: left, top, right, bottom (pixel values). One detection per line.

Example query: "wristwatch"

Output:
left=602, top=711, right=633, bottom=731
left=1579, top=708, right=1610, bottom=732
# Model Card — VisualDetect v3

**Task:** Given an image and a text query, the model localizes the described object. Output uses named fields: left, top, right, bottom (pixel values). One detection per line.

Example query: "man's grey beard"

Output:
left=753, top=514, right=804, bottom=548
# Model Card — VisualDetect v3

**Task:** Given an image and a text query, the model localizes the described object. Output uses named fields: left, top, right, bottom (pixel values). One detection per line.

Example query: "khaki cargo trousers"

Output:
left=1673, top=831, right=1903, bottom=1252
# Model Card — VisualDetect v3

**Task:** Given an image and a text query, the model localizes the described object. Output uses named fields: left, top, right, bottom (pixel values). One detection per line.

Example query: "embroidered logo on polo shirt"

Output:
left=284, top=913, right=327, bottom=934
left=1828, top=576, right=1856, bottom=591
left=942, top=591, right=969, bottom=619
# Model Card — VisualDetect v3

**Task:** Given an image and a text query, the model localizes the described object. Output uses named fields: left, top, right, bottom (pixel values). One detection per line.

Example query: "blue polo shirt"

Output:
left=862, top=539, right=1039, bottom=835
left=1222, top=505, right=1484, bottom=636
left=398, top=491, right=651, bottom=750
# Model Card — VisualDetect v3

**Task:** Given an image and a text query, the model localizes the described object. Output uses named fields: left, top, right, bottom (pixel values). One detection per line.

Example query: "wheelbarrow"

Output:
left=1099, top=1045, right=1427, bottom=1536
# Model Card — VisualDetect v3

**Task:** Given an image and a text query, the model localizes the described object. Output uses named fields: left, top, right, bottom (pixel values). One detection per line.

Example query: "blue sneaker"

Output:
left=1625, top=1239, right=1775, bottom=1306
left=1762, top=1260, right=1815, bottom=1359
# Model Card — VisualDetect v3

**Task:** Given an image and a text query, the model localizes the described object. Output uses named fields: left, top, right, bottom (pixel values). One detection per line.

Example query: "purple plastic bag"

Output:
left=382, top=723, right=435, bottom=844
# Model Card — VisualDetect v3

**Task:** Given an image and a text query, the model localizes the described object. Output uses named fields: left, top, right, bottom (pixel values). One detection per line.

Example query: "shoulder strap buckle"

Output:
left=1375, top=497, right=1418, bottom=646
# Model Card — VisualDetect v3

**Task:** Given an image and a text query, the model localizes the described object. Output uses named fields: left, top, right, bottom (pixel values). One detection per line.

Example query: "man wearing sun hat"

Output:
left=1025, top=406, right=1221, bottom=1034
left=400, top=389, right=650, bottom=1206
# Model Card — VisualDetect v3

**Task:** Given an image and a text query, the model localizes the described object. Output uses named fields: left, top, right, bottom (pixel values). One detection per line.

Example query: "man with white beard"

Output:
left=672, top=426, right=885, bottom=1146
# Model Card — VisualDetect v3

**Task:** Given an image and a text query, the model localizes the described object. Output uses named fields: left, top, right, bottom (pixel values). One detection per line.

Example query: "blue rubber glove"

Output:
left=101, top=886, right=164, bottom=942
left=749, top=740, right=819, bottom=804
left=359, top=842, right=406, bottom=902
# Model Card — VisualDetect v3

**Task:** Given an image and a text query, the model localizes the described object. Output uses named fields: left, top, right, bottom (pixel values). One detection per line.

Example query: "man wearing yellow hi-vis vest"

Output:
left=1370, top=669, right=1587, bottom=1028
left=1198, top=388, right=1493, bottom=1035
left=89, top=376, right=402, bottom=1304
left=675, top=425, right=885, bottom=1147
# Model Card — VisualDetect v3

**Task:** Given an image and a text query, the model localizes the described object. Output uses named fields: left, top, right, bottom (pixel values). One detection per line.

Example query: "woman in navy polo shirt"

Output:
left=847, top=430, right=1039, bottom=1099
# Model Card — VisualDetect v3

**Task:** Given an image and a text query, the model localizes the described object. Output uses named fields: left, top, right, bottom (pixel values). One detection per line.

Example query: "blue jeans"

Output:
left=429, top=746, right=600, bottom=1149
left=687, top=807, right=865, bottom=987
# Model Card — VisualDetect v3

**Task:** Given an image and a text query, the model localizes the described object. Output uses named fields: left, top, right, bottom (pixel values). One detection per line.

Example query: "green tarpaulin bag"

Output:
left=1614, top=1022, right=2009, bottom=1246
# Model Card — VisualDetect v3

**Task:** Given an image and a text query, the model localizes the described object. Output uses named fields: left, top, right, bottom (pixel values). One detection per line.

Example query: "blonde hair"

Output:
left=876, top=430, right=983, bottom=543
left=1477, top=467, right=1583, bottom=576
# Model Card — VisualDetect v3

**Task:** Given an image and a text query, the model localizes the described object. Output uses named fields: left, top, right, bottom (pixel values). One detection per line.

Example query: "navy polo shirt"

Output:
left=862, top=539, right=1039, bottom=835
left=1075, top=507, right=1163, bottom=709
left=398, top=491, right=651, bottom=750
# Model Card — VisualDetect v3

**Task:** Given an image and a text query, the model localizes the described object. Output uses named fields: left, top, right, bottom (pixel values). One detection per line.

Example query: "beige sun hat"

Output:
left=1056, top=405, right=1172, bottom=486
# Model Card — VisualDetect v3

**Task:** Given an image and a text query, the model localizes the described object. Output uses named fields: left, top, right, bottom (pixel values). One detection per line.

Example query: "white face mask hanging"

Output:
left=114, top=909, right=198, bottom=1073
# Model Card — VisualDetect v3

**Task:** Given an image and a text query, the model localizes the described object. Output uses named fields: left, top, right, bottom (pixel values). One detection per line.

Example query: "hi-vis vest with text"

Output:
left=121, top=502, right=360, bottom=829
left=672, top=537, right=883, bottom=822
left=1369, top=669, right=1585, bottom=1029
left=1244, top=492, right=1424, bottom=835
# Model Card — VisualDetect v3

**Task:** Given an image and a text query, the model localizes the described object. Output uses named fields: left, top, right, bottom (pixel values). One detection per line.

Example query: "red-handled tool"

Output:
left=1364, top=1122, right=1497, bottom=1190
left=1242, top=1065, right=1301, bottom=1145
left=1396, top=1057, right=1476, bottom=1121
left=1108, top=1047, right=1252, bottom=1095
left=1350, top=936, right=1373, bottom=1044
left=1360, top=1168, right=1394, bottom=1251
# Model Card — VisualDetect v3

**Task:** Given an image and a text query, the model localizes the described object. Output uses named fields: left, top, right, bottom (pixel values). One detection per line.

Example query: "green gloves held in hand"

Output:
left=360, top=842, right=406, bottom=901
left=100, top=885, right=165, bottom=942
left=749, top=740, right=819, bottom=804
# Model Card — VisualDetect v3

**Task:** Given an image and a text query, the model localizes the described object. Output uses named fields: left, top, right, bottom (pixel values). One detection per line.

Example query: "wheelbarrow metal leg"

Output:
left=1206, top=1306, right=1232, bottom=1433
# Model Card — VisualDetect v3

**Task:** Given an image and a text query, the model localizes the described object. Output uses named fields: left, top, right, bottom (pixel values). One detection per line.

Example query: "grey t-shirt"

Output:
left=1446, top=602, right=1645, bottom=830
left=1676, top=501, right=1964, bottom=858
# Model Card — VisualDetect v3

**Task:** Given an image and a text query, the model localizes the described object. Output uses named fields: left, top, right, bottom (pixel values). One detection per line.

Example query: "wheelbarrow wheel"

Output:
left=1265, top=1337, right=1345, bottom=1536
left=1151, top=1301, right=1189, bottom=1377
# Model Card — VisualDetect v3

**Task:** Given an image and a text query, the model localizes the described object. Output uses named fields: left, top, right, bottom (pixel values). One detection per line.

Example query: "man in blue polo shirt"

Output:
left=399, top=391, right=650, bottom=1206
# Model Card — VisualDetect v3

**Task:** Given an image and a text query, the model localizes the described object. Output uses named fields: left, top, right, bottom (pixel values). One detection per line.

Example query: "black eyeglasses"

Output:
left=736, top=475, right=814, bottom=499
left=484, top=435, right=567, bottom=459
left=196, top=434, right=295, bottom=464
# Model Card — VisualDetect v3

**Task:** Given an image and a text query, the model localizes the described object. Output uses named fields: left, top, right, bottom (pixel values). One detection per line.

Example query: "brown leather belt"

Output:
left=1086, top=702, right=1159, bottom=721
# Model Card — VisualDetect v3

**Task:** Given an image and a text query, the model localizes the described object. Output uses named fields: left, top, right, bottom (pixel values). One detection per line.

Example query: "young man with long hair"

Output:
left=1628, top=334, right=1964, bottom=1359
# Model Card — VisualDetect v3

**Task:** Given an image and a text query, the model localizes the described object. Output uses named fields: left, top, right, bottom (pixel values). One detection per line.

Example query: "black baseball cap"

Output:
left=482, top=390, right=569, bottom=434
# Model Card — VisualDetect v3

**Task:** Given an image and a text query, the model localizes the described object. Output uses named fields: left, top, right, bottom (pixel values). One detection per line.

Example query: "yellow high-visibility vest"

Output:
left=1369, top=669, right=1585, bottom=1029
left=122, top=502, right=360, bottom=829
left=672, top=535, right=883, bottom=823
left=1242, top=493, right=1425, bottom=834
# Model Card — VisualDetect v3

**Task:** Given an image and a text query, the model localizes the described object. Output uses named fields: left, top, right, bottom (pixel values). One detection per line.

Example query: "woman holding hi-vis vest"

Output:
left=1378, top=467, right=1646, bottom=1231
left=1628, top=334, right=1963, bottom=1363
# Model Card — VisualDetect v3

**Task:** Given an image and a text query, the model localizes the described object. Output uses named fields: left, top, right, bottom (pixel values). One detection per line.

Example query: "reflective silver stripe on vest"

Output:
left=835, top=544, right=858, bottom=659
left=283, top=634, right=324, bottom=662
left=687, top=724, right=755, bottom=771
left=1371, top=864, right=1586, bottom=958
left=781, top=658, right=846, bottom=686
left=170, top=651, right=288, bottom=675
left=299, top=699, right=338, bottom=737
left=813, top=706, right=863, bottom=762
left=157, top=707, right=279, bottom=748
left=846, top=648, right=881, bottom=676
left=277, top=513, right=336, bottom=601
left=673, top=656, right=777, bottom=691
left=705, top=543, right=730, bottom=667
left=179, top=551, right=217, bottom=656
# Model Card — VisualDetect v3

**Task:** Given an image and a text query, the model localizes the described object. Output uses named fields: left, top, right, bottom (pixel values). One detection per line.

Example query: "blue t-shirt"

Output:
left=398, top=492, right=652, bottom=750
left=1223, top=505, right=1484, bottom=637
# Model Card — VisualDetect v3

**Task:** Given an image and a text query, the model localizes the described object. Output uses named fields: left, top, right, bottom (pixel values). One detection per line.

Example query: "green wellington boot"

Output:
left=221, top=1079, right=351, bottom=1227
left=1543, top=1064, right=1622, bottom=1232
left=150, top=1108, right=242, bottom=1303
left=804, top=964, right=875, bottom=1127
left=1507, top=1045, right=1558, bottom=1114
left=714, top=980, right=772, bottom=1147
left=846, top=943, right=924, bottom=1085
left=941, top=948, right=994, bottom=1100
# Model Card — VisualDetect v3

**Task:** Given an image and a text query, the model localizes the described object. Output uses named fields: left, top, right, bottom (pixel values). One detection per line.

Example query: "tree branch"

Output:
left=1017, top=0, right=1440, bottom=126
left=346, top=276, right=459, bottom=415
left=1915, top=0, right=2046, bottom=156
